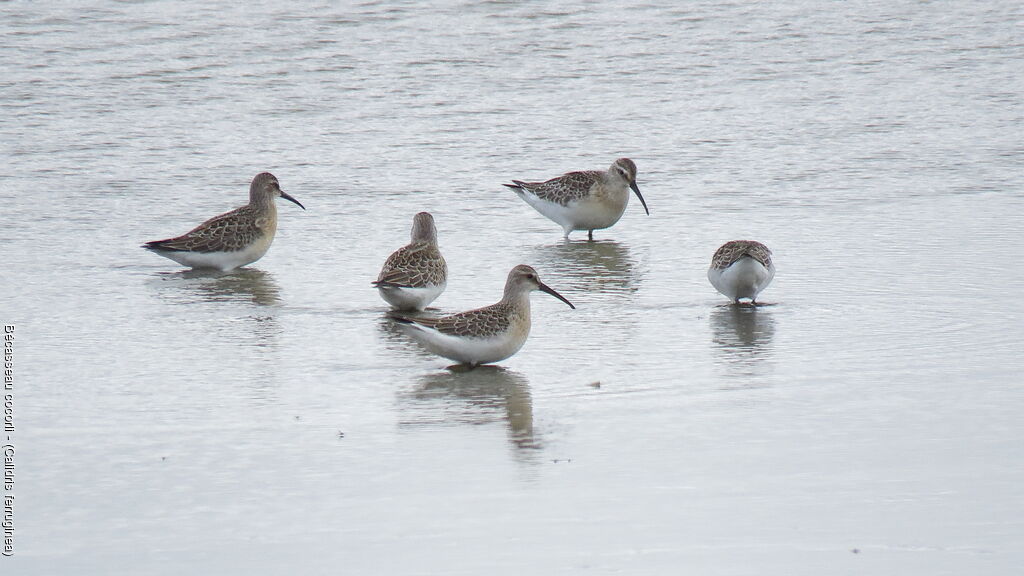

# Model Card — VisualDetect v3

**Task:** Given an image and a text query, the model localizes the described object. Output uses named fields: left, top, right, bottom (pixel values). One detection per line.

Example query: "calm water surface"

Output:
left=2, top=1, right=1023, bottom=574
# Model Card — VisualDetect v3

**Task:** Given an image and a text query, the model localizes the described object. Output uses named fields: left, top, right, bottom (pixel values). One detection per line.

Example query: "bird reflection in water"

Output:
left=399, top=367, right=540, bottom=452
left=171, top=268, right=282, bottom=306
left=154, top=268, right=283, bottom=348
left=710, top=304, right=776, bottom=377
left=532, top=239, right=640, bottom=296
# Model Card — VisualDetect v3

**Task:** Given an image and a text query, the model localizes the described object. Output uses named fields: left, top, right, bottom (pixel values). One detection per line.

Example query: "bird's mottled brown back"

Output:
left=410, top=300, right=524, bottom=338
left=711, top=240, right=773, bottom=270
left=376, top=242, right=447, bottom=287
left=515, top=171, right=602, bottom=206
left=150, top=205, right=266, bottom=253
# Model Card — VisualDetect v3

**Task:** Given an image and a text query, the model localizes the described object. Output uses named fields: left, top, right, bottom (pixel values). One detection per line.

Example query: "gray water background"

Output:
left=2, top=1, right=1023, bottom=574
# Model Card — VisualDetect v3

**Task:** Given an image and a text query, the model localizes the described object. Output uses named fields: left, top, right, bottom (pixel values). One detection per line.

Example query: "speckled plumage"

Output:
left=143, top=172, right=304, bottom=271
left=375, top=242, right=446, bottom=289
left=146, top=204, right=270, bottom=253
left=710, top=240, right=773, bottom=271
left=504, top=158, right=648, bottom=239
left=508, top=170, right=607, bottom=207
left=403, top=300, right=524, bottom=338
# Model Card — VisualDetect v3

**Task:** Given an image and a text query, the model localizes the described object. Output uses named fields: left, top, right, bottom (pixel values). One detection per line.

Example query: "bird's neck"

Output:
left=250, top=191, right=275, bottom=212
left=411, top=231, right=437, bottom=245
left=501, top=289, right=532, bottom=312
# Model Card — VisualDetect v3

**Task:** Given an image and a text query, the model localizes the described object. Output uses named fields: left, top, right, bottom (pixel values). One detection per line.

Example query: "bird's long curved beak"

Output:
left=538, top=281, right=575, bottom=309
left=630, top=181, right=649, bottom=216
left=280, top=190, right=306, bottom=210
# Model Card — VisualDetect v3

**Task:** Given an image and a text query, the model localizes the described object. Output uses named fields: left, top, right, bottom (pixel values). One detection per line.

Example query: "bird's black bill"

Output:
left=281, top=190, right=306, bottom=210
left=538, top=282, right=576, bottom=309
left=630, top=181, right=649, bottom=216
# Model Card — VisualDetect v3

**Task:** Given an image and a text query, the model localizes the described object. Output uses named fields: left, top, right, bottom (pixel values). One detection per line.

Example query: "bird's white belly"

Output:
left=379, top=283, right=446, bottom=311
left=522, top=191, right=628, bottom=232
left=566, top=196, right=628, bottom=230
left=400, top=324, right=529, bottom=366
left=708, top=257, right=774, bottom=301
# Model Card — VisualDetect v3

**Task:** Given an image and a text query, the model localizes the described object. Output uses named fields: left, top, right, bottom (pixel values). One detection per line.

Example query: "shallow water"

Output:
left=3, top=1, right=1023, bottom=574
